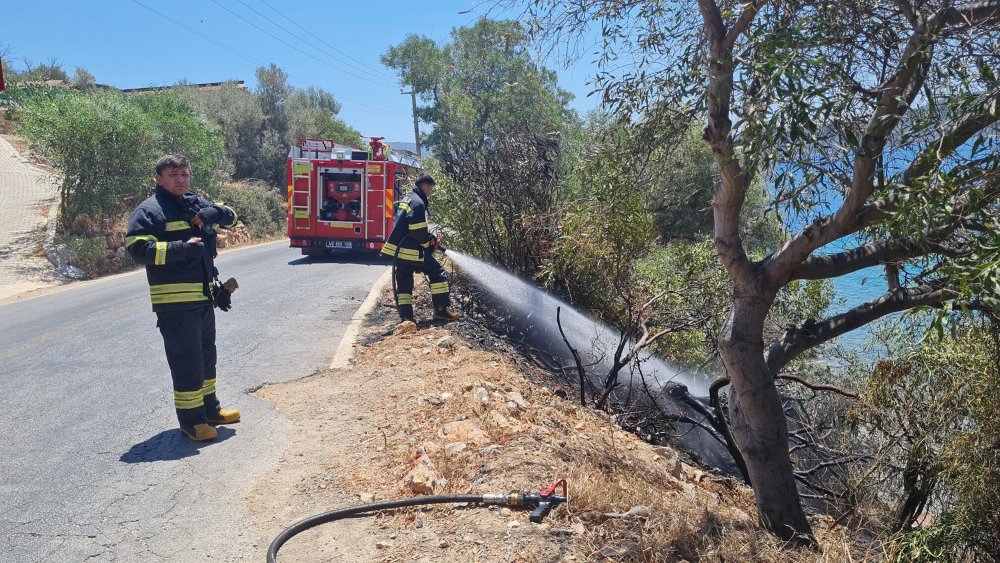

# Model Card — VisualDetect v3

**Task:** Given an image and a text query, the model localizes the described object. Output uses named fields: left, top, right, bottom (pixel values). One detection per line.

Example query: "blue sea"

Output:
left=827, top=267, right=887, bottom=351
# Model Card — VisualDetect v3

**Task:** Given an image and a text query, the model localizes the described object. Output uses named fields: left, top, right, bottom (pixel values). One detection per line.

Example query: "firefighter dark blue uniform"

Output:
left=380, top=180, right=454, bottom=321
left=126, top=185, right=238, bottom=437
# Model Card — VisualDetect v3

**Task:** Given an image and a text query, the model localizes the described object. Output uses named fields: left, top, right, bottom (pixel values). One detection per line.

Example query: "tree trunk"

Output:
left=719, top=283, right=816, bottom=546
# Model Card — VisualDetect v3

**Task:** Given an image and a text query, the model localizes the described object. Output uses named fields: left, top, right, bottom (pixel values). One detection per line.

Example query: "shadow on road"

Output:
left=120, top=427, right=237, bottom=463
left=287, top=250, right=390, bottom=267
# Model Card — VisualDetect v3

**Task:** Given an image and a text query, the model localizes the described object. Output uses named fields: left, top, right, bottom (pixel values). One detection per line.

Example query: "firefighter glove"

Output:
left=213, top=282, right=233, bottom=312
left=196, top=206, right=222, bottom=226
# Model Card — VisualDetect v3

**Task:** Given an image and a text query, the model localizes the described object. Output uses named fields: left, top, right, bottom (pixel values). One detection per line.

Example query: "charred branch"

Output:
left=709, top=377, right=751, bottom=484
left=556, top=306, right=588, bottom=406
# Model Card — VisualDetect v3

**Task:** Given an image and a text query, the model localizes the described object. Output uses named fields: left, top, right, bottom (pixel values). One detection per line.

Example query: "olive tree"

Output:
left=527, top=0, right=1000, bottom=544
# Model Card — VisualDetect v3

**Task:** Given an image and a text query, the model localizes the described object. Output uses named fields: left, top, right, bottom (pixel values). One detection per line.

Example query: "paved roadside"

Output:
left=0, top=243, right=390, bottom=561
left=0, top=135, right=62, bottom=300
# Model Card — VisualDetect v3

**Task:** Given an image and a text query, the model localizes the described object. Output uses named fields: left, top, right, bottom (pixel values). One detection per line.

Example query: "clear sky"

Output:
left=1, top=0, right=600, bottom=143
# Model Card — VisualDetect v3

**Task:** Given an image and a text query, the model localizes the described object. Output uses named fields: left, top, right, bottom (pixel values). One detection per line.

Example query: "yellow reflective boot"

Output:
left=208, top=408, right=241, bottom=425
left=180, top=423, right=218, bottom=441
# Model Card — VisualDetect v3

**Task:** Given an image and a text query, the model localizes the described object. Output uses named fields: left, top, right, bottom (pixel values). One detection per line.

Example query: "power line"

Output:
left=257, top=0, right=399, bottom=82
left=126, top=0, right=406, bottom=117
left=233, top=0, right=393, bottom=85
left=209, top=0, right=397, bottom=87
left=127, top=0, right=268, bottom=68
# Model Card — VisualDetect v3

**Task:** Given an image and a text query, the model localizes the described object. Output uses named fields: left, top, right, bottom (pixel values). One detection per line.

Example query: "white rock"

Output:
left=504, top=391, right=529, bottom=408
left=438, top=419, right=490, bottom=445
left=401, top=454, right=447, bottom=495
left=473, top=387, right=489, bottom=406
left=444, top=442, right=467, bottom=455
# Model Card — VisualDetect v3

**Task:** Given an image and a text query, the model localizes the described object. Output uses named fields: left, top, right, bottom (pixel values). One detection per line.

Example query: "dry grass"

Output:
left=314, top=313, right=870, bottom=562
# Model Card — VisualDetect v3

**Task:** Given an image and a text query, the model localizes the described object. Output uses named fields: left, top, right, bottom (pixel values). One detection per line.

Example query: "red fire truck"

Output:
left=286, top=137, right=420, bottom=256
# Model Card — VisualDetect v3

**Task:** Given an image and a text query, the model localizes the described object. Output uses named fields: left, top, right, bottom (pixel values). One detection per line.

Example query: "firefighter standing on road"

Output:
left=125, top=155, right=240, bottom=442
left=381, top=174, right=460, bottom=324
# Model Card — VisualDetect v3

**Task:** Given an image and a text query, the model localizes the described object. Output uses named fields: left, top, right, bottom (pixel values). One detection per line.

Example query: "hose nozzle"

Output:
left=481, top=479, right=567, bottom=523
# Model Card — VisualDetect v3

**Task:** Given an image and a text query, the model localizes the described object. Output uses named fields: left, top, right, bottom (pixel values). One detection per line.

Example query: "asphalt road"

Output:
left=0, top=241, right=388, bottom=562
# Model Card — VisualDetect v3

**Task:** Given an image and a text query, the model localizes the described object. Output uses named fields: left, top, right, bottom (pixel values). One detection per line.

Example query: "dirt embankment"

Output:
left=246, top=282, right=855, bottom=562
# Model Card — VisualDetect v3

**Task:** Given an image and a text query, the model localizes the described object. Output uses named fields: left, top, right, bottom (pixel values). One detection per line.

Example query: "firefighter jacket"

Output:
left=125, top=186, right=237, bottom=312
left=381, top=186, right=432, bottom=264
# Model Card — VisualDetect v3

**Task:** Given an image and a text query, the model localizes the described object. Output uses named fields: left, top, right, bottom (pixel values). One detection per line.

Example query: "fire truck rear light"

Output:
left=290, top=239, right=312, bottom=247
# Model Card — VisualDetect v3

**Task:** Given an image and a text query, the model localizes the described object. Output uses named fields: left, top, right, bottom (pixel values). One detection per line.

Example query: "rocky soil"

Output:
left=245, top=281, right=854, bottom=562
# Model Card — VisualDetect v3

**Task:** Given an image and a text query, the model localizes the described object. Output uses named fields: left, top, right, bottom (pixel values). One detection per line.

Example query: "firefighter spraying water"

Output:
left=380, top=174, right=460, bottom=327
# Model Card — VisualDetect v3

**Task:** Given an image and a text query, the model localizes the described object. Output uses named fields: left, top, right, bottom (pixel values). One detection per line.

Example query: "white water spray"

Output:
left=447, top=251, right=709, bottom=397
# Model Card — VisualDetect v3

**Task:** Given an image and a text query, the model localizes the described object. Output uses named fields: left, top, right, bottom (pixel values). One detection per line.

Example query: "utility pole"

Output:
left=400, top=89, right=421, bottom=157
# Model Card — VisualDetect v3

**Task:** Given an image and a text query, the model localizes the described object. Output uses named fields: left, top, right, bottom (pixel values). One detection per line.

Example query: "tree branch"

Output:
left=899, top=93, right=1000, bottom=187
left=765, top=282, right=959, bottom=374
left=767, top=11, right=942, bottom=279
left=556, top=306, right=588, bottom=407
left=789, top=239, right=925, bottom=281
left=775, top=374, right=859, bottom=399
left=724, top=1, right=766, bottom=53
left=698, top=0, right=754, bottom=282
left=891, top=0, right=920, bottom=27
left=709, top=377, right=751, bottom=484
left=938, top=0, right=1000, bottom=26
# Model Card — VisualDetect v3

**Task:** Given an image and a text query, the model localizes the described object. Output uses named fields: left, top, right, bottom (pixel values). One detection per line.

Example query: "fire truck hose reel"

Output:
left=266, top=480, right=567, bottom=563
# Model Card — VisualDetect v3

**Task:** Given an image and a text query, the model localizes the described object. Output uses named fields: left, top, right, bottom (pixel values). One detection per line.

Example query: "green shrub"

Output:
left=213, top=181, right=286, bottom=238
left=14, top=90, right=225, bottom=233
left=62, top=235, right=111, bottom=278
left=16, top=90, right=157, bottom=227
left=132, top=92, right=228, bottom=186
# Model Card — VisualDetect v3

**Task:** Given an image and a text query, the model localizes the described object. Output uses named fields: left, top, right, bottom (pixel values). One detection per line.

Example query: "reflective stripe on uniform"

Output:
left=380, top=242, right=422, bottom=262
left=151, top=282, right=204, bottom=294
left=409, top=221, right=428, bottom=230
left=397, top=202, right=412, bottom=212
left=202, top=378, right=217, bottom=396
left=165, top=221, right=191, bottom=231
left=420, top=241, right=430, bottom=248
left=396, top=292, right=413, bottom=305
left=430, top=282, right=450, bottom=295
left=125, top=234, right=158, bottom=247
left=216, top=202, right=238, bottom=226
left=174, top=389, right=204, bottom=410
left=149, top=283, right=209, bottom=305
left=151, top=293, right=209, bottom=305
left=154, top=242, right=167, bottom=265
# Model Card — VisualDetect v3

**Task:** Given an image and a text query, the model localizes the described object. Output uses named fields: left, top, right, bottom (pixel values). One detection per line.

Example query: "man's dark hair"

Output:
left=155, top=154, right=190, bottom=175
left=415, top=174, right=436, bottom=188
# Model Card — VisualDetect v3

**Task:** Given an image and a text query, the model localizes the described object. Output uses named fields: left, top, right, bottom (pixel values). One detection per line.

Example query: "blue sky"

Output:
left=1, top=0, right=600, bottom=143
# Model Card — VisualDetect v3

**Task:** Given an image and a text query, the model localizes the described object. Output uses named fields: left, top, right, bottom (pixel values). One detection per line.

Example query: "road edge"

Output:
left=329, top=268, right=392, bottom=370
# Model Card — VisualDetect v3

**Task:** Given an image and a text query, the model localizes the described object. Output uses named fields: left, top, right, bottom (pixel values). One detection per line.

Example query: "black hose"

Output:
left=267, top=494, right=485, bottom=563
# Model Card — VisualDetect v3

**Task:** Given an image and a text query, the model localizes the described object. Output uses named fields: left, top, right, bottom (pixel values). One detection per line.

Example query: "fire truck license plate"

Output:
left=326, top=241, right=353, bottom=248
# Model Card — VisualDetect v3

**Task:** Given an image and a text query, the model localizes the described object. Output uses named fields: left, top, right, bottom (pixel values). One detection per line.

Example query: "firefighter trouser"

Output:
left=394, top=253, right=450, bottom=320
left=156, top=305, right=221, bottom=427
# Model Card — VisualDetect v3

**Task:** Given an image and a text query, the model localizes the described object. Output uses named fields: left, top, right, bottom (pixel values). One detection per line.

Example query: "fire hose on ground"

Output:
left=267, top=479, right=567, bottom=562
